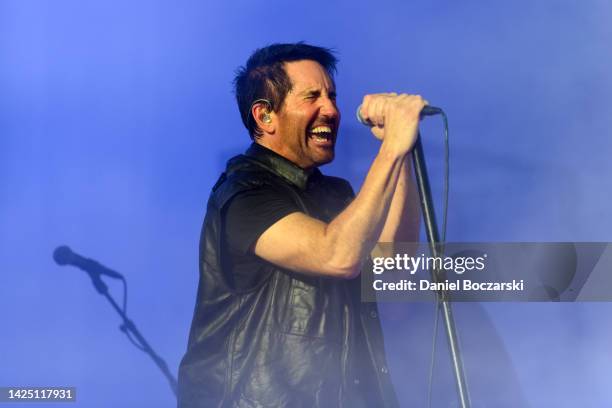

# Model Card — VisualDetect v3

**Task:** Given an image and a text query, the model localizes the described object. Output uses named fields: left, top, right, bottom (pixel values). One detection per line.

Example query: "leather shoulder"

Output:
left=211, top=155, right=284, bottom=209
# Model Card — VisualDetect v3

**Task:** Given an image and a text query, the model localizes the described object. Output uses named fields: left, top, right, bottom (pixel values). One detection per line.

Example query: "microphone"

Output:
left=53, top=245, right=124, bottom=279
left=356, top=104, right=442, bottom=126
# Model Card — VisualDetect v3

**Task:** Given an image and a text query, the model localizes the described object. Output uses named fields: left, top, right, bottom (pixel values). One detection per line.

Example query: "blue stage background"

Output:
left=1, top=1, right=611, bottom=406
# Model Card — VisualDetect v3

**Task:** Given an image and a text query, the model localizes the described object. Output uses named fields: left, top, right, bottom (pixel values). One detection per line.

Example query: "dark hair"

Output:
left=233, top=42, right=338, bottom=139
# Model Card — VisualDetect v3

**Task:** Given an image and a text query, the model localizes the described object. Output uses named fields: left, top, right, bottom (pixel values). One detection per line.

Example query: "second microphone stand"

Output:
left=85, top=271, right=178, bottom=397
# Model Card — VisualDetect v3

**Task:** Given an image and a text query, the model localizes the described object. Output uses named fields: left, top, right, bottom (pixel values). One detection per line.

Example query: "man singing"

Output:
left=178, top=42, right=423, bottom=408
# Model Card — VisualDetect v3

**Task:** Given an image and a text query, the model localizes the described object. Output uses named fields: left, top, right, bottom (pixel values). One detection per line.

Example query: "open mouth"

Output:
left=308, top=125, right=335, bottom=145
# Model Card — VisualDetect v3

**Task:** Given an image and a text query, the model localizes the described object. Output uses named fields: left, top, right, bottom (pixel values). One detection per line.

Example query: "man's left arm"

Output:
left=377, top=153, right=420, bottom=243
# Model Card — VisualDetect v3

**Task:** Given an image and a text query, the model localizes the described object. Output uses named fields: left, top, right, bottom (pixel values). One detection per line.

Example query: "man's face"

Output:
left=274, top=60, right=340, bottom=169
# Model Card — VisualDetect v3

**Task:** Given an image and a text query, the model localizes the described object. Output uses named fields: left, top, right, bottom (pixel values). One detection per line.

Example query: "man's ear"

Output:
left=251, top=102, right=276, bottom=135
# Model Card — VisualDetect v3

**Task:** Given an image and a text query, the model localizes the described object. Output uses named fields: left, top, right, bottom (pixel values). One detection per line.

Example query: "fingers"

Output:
left=361, top=93, right=396, bottom=127
left=360, top=93, right=427, bottom=126
left=373, top=96, right=385, bottom=127
left=361, top=93, right=428, bottom=152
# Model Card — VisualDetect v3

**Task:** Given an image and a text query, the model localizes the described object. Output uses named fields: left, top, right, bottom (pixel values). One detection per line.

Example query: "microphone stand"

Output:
left=84, top=272, right=178, bottom=397
left=412, top=135, right=471, bottom=408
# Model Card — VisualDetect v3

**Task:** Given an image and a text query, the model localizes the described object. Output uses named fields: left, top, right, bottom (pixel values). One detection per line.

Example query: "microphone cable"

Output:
left=117, top=277, right=148, bottom=352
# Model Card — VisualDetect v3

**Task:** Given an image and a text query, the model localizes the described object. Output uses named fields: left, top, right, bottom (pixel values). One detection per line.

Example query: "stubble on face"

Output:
left=273, top=60, right=340, bottom=170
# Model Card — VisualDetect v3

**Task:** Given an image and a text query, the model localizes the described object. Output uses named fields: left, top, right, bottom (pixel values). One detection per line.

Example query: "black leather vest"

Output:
left=178, top=144, right=398, bottom=408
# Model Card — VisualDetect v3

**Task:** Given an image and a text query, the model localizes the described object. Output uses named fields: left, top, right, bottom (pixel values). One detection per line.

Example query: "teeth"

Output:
left=310, top=126, right=332, bottom=134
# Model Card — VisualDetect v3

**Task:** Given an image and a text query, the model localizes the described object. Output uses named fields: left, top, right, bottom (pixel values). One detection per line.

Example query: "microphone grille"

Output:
left=53, top=245, right=73, bottom=265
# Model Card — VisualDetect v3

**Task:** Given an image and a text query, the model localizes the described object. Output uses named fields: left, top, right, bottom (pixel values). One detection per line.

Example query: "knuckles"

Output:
left=362, top=94, right=372, bottom=107
left=363, top=92, right=427, bottom=120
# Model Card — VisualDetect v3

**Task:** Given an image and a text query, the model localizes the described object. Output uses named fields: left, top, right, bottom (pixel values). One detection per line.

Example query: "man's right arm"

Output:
left=254, top=94, right=426, bottom=279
